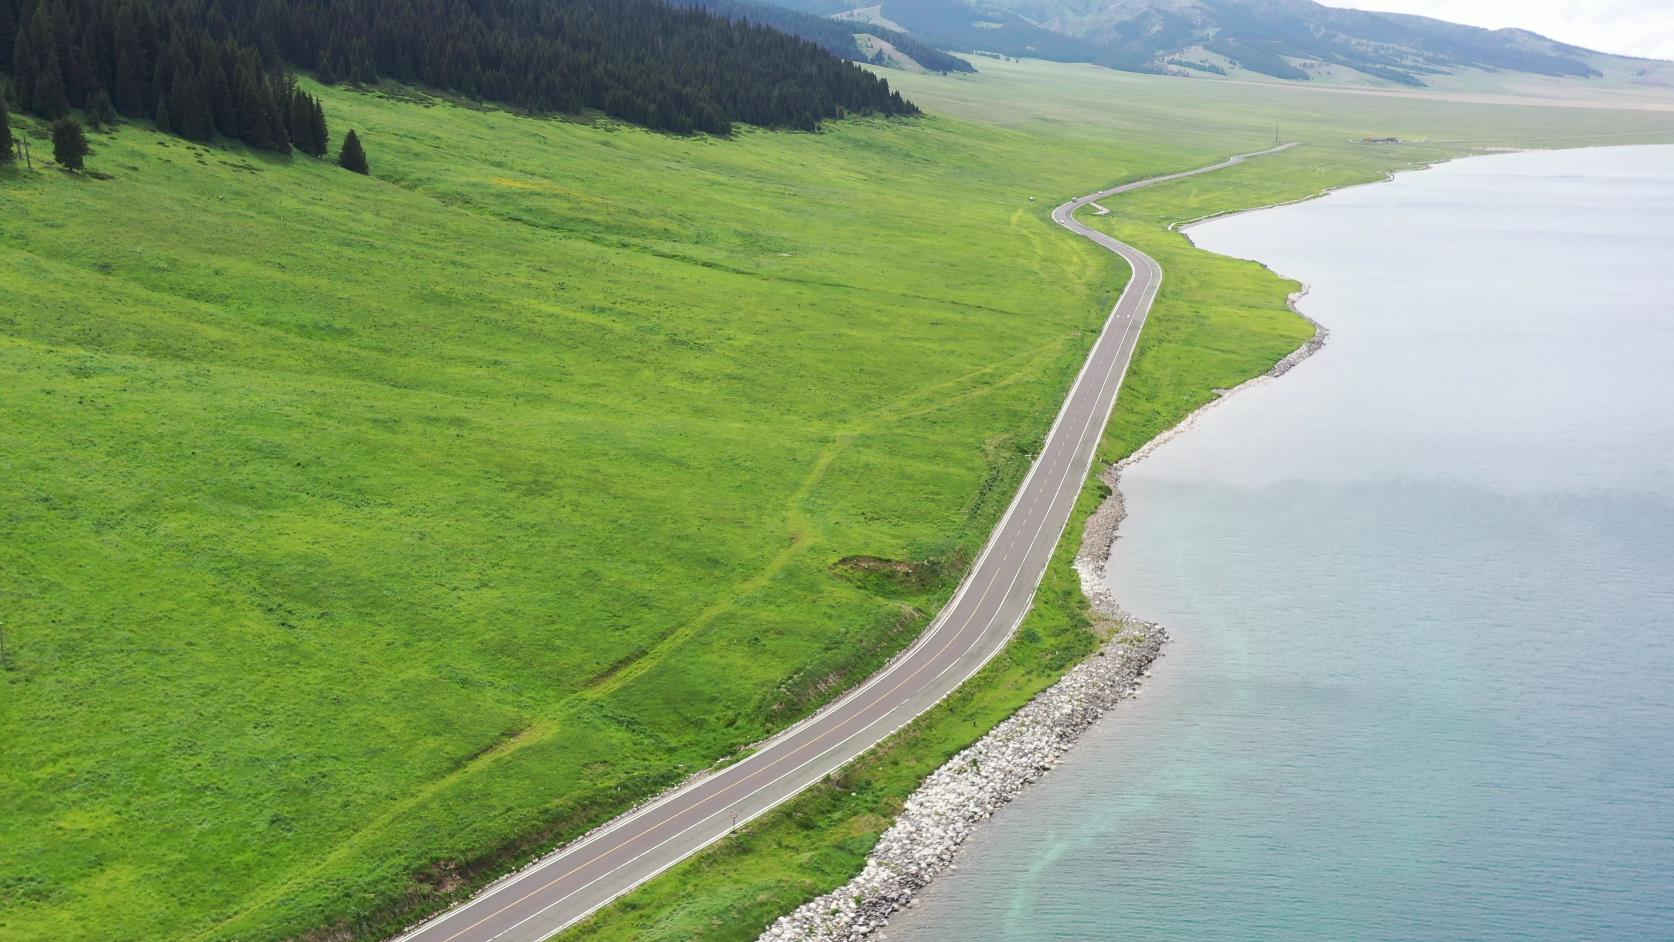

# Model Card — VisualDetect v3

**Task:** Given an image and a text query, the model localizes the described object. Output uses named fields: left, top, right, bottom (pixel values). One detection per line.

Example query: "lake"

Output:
left=886, top=145, right=1674, bottom=941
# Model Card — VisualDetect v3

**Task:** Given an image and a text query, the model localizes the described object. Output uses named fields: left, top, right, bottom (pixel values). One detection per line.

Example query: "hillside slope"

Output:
left=0, top=79, right=1135, bottom=942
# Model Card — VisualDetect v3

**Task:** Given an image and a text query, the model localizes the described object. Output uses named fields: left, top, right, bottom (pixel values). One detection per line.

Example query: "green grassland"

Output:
left=3, top=55, right=1671, bottom=942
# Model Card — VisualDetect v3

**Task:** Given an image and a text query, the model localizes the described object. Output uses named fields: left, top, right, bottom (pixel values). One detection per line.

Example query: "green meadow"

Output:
left=4, top=56, right=1671, bottom=942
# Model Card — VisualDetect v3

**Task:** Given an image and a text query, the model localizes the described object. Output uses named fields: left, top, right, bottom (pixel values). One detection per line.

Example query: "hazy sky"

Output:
left=1326, top=0, right=1674, bottom=61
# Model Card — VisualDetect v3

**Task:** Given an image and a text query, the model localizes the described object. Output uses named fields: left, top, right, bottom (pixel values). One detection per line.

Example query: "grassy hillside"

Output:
left=0, top=74, right=1183, bottom=942
left=3, top=57, right=1672, bottom=942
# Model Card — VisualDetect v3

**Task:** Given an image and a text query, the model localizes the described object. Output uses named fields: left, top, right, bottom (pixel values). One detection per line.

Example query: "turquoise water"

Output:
left=889, top=145, right=1674, bottom=940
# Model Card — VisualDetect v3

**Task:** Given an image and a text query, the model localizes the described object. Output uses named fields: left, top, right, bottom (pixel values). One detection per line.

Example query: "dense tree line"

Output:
left=1, top=0, right=330, bottom=153
left=242, top=0, right=918, bottom=132
left=0, top=0, right=917, bottom=142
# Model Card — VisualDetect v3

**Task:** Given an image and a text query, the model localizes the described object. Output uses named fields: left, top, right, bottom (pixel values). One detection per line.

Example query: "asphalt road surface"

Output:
left=393, top=143, right=1296, bottom=942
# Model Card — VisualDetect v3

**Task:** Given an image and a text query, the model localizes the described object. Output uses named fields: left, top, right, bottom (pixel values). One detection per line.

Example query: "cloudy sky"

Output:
left=1326, top=0, right=1674, bottom=61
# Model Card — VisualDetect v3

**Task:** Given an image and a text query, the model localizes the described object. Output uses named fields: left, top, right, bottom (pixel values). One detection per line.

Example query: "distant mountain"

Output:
left=771, top=0, right=1670, bottom=86
left=779, top=0, right=1146, bottom=70
left=675, top=0, right=976, bottom=73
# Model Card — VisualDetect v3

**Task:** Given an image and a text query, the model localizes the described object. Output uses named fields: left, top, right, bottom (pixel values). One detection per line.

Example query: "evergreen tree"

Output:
left=111, top=6, right=142, bottom=88
left=32, top=47, right=69, bottom=119
left=284, top=90, right=305, bottom=152
left=12, top=26, right=36, bottom=111
left=264, top=86, right=291, bottom=153
left=24, top=0, right=53, bottom=80
left=170, top=72, right=212, bottom=140
left=50, top=116, right=86, bottom=169
left=69, top=32, right=97, bottom=108
left=87, top=88, right=116, bottom=129
left=150, top=54, right=168, bottom=111
left=154, top=93, right=170, bottom=133
left=308, top=94, right=329, bottom=156
left=0, top=1, right=15, bottom=74
left=204, top=58, right=236, bottom=136
left=235, top=68, right=275, bottom=148
left=0, top=99, right=14, bottom=162
left=114, top=48, right=146, bottom=116
left=337, top=128, right=367, bottom=174
left=288, top=90, right=323, bottom=156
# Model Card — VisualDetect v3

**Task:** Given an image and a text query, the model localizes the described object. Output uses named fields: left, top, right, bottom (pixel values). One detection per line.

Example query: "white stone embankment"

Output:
left=756, top=469, right=1168, bottom=942
left=756, top=617, right=1163, bottom=942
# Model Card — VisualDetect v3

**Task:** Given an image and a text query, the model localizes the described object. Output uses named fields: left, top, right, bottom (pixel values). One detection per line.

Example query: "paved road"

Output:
left=392, top=144, right=1296, bottom=942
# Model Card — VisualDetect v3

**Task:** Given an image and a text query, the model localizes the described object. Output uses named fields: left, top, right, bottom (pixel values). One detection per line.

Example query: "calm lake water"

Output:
left=888, top=145, right=1674, bottom=940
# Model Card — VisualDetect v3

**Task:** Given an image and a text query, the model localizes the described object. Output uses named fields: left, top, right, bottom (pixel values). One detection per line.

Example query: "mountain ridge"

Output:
left=774, top=0, right=1673, bottom=87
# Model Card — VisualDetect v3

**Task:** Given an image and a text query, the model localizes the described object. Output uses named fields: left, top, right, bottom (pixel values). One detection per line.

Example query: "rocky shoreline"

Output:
left=757, top=620, right=1165, bottom=942
left=758, top=296, right=1330, bottom=942
left=755, top=458, right=1170, bottom=942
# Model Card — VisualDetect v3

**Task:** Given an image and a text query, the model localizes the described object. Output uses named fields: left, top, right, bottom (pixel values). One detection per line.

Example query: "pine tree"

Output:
left=32, top=47, right=70, bottom=119
left=154, top=93, right=170, bottom=133
left=337, top=128, right=368, bottom=174
left=69, top=32, right=97, bottom=108
left=204, top=58, right=236, bottom=136
left=26, top=1, right=56, bottom=78
left=266, top=90, right=291, bottom=154
left=87, top=88, right=116, bottom=129
left=288, top=90, right=320, bottom=156
left=235, top=68, right=275, bottom=149
left=151, top=54, right=168, bottom=111
left=0, top=1, right=15, bottom=74
left=0, top=99, right=14, bottom=162
left=114, top=48, right=145, bottom=116
left=309, top=95, right=328, bottom=156
left=51, top=116, right=87, bottom=170
left=171, top=73, right=212, bottom=141
left=12, top=27, right=36, bottom=111
left=111, top=6, right=142, bottom=91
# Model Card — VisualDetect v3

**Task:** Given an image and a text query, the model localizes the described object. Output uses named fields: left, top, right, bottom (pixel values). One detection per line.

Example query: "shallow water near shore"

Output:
left=887, top=144, right=1674, bottom=940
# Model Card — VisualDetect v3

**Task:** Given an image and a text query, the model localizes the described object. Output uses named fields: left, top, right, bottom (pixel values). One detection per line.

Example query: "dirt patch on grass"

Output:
left=831, top=551, right=968, bottom=596
left=414, top=860, right=466, bottom=896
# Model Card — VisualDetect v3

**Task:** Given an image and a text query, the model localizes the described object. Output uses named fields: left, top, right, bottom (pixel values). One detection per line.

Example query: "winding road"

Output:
left=392, top=143, right=1296, bottom=942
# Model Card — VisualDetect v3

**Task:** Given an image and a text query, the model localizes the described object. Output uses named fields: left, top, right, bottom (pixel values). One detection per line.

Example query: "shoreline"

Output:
left=755, top=320, right=1329, bottom=940
left=757, top=228, right=1337, bottom=942
left=1170, top=153, right=1452, bottom=235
